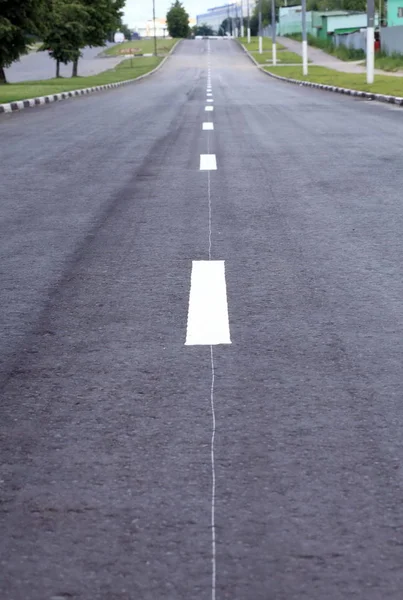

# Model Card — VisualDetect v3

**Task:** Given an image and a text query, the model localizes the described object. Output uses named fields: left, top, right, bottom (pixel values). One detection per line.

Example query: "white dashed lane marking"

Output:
left=185, top=261, right=231, bottom=346
left=200, top=154, right=217, bottom=170
left=205, top=106, right=214, bottom=111
left=203, top=122, right=214, bottom=130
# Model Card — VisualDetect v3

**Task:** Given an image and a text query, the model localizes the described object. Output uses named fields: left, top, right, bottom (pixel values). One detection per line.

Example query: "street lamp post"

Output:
left=152, top=0, right=157, bottom=57
left=271, top=0, right=276, bottom=65
left=247, top=0, right=251, bottom=43
left=367, top=0, right=375, bottom=83
left=241, top=0, right=245, bottom=38
left=301, top=0, right=308, bottom=75
left=258, top=0, right=262, bottom=54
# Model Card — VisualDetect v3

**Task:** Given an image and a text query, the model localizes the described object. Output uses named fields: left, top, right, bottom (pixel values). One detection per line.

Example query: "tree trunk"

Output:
left=72, top=58, right=78, bottom=77
left=0, top=65, right=7, bottom=85
left=56, top=60, right=60, bottom=78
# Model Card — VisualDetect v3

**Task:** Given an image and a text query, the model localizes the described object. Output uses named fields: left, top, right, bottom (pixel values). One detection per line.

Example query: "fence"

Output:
left=381, top=26, right=403, bottom=54
left=334, top=30, right=367, bottom=52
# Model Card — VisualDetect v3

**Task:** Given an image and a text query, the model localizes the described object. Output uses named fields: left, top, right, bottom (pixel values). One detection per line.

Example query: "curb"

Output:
left=0, top=41, right=181, bottom=115
left=239, top=42, right=403, bottom=108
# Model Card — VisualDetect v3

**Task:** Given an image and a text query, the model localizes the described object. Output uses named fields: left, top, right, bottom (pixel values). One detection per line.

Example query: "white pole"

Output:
left=301, top=0, right=308, bottom=75
left=272, top=0, right=277, bottom=65
left=247, top=0, right=251, bottom=43
left=258, top=0, right=262, bottom=54
left=366, top=0, right=375, bottom=84
left=241, top=0, right=245, bottom=37
left=366, top=27, right=375, bottom=83
left=302, top=40, right=308, bottom=74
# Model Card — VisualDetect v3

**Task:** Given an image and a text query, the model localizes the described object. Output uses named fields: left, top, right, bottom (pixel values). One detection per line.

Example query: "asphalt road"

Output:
left=2, top=39, right=403, bottom=600
left=4, top=45, right=120, bottom=82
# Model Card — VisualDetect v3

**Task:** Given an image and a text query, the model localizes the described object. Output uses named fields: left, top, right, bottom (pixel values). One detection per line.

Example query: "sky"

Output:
left=123, top=0, right=217, bottom=26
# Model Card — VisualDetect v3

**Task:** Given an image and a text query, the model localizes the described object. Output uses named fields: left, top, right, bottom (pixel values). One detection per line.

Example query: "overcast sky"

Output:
left=123, top=0, right=218, bottom=25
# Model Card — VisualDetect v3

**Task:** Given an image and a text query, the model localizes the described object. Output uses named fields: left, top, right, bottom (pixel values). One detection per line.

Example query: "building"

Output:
left=134, top=17, right=196, bottom=38
left=313, top=11, right=371, bottom=40
left=278, top=6, right=374, bottom=40
left=387, top=0, right=403, bottom=26
left=196, top=2, right=245, bottom=33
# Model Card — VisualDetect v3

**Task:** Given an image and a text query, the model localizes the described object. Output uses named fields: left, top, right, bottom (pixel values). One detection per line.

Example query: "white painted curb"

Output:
left=239, top=42, right=403, bottom=108
left=0, top=40, right=181, bottom=115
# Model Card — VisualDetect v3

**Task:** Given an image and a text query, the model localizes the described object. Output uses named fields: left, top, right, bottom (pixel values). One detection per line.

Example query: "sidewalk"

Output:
left=277, top=36, right=403, bottom=77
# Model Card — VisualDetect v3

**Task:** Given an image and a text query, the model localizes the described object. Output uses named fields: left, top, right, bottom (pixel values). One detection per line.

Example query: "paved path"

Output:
left=4, top=45, right=122, bottom=82
left=2, top=39, right=403, bottom=600
left=278, top=35, right=403, bottom=76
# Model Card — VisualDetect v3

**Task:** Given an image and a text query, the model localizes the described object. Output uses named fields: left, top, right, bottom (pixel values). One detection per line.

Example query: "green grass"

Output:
left=287, top=33, right=365, bottom=61
left=375, top=52, right=403, bottom=72
left=251, top=50, right=304, bottom=64
left=0, top=57, right=162, bottom=104
left=264, top=65, right=403, bottom=97
left=104, top=38, right=177, bottom=56
left=239, top=36, right=285, bottom=52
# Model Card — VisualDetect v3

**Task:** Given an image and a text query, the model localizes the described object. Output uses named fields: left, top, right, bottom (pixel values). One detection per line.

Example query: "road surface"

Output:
left=4, top=45, right=120, bottom=82
left=2, top=39, right=403, bottom=600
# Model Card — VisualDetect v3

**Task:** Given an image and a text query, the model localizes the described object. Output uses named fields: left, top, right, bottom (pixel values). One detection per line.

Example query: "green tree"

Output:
left=72, top=0, right=125, bottom=76
left=194, top=23, right=215, bottom=36
left=119, top=22, right=132, bottom=40
left=0, top=0, right=51, bottom=84
left=166, top=1, right=189, bottom=38
left=40, top=0, right=87, bottom=78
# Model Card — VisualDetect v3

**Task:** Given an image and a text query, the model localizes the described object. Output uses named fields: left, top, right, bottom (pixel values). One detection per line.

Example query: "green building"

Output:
left=278, top=6, right=371, bottom=39
left=387, top=0, right=403, bottom=26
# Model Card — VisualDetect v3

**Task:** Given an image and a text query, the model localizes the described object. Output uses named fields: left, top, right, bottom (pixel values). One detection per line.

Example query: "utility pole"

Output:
left=152, top=0, right=157, bottom=57
left=241, top=0, right=245, bottom=38
left=271, top=0, right=277, bottom=65
left=259, top=0, right=263, bottom=54
left=301, top=0, right=308, bottom=75
left=367, top=0, right=375, bottom=83
left=247, top=0, right=251, bottom=43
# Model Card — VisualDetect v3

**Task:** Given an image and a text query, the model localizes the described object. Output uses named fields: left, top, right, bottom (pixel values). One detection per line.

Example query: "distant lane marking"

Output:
left=207, top=99, right=214, bottom=103
left=185, top=261, right=231, bottom=345
left=203, top=122, right=214, bottom=130
left=200, top=154, right=217, bottom=170
left=205, top=106, right=214, bottom=111
left=207, top=92, right=213, bottom=96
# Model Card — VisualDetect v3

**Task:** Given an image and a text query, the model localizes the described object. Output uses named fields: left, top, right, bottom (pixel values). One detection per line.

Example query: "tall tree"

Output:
left=40, top=0, right=87, bottom=78
left=72, top=0, right=125, bottom=76
left=166, top=1, right=190, bottom=38
left=0, top=0, right=51, bottom=84
left=119, top=22, right=132, bottom=40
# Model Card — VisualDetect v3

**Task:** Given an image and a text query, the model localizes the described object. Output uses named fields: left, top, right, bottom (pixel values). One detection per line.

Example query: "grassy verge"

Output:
left=239, top=36, right=285, bottom=52
left=287, top=33, right=365, bottom=61
left=104, top=38, right=177, bottom=56
left=0, top=57, right=162, bottom=104
left=264, top=65, right=403, bottom=96
left=375, top=52, right=403, bottom=72
left=251, top=50, right=304, bottom=64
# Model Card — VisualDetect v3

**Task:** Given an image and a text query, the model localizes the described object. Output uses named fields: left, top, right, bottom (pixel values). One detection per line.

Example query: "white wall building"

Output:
left=196, top=2, right=247, bottom=33
left=134, top=17, right=196, bottom=38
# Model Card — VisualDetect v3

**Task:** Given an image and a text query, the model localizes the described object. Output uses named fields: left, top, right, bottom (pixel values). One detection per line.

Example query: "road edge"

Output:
left=239, top=42, right=403, bottom=108
left=0, top=40, right=181, bottom=116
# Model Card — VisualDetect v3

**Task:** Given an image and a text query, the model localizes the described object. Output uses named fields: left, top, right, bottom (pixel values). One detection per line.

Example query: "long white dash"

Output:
left=200, top=154, right=217, bottom=170
left=185, top=261, right=231, bottom=345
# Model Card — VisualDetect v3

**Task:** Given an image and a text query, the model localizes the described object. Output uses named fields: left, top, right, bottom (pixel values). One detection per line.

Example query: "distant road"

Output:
left=4, top=45, right=122, bottom=82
